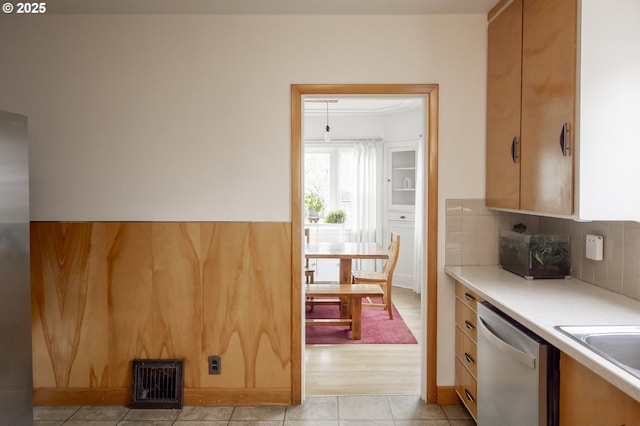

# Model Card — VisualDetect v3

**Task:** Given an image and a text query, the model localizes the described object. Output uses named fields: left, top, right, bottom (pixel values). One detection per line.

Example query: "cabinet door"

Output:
left=386, top=146, right=417, bottom=211
left=559, top=352, right=640, bottom=424
left=455, top=358, right=478, bottom=420
left=521, top=0, right=576, bottom=214
left=388, top=219, right=414, bottom=288
left=486, top=0, right=522, bottom=210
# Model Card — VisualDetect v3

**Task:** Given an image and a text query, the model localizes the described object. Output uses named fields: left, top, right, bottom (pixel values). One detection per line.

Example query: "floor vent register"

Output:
left=131, top=359, right=184, bottom=409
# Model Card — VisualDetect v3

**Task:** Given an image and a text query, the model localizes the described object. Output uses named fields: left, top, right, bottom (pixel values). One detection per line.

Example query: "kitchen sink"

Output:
left=556, top=325, right=640, bottom=379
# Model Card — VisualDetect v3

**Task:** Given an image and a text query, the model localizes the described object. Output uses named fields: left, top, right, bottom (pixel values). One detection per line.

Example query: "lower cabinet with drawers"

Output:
left=451, top=273, right=640, bottom=424
left=454, top=281, right=481, bottom=421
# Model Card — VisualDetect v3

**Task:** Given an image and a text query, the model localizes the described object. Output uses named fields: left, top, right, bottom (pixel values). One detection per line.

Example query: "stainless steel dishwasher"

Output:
left=477, top=302, right=559, bottom=426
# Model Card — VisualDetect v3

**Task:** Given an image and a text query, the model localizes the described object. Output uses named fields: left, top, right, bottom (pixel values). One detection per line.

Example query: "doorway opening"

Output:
left=290, top=84, right=439, bottom=404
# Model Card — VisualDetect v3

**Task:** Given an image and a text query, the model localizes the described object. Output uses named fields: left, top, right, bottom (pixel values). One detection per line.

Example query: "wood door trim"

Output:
left=290, top=84, right=439, bottom=404
left=488, top=0, right=515, bottom=23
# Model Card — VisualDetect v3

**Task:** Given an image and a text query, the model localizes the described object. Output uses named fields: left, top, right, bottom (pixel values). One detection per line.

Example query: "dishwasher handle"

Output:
left=478, top=315, right=536, bottom=369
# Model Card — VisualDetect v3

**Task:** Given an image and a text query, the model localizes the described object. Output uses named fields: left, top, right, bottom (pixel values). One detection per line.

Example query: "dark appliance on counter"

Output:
left=499, top=231, right=570, bottom=279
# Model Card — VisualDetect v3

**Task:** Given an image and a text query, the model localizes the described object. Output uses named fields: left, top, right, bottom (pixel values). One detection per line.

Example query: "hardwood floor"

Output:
left=305, top=287, right=422, bottom=396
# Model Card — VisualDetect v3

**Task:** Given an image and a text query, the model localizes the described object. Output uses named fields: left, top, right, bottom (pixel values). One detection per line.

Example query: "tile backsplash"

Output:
left=445, top=199, right=640, bottom=301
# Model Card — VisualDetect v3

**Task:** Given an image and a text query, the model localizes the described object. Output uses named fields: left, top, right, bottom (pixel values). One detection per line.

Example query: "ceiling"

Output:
left=47, top=0, right=500, bottom=15
left=304, top=97, right=423, bottom=116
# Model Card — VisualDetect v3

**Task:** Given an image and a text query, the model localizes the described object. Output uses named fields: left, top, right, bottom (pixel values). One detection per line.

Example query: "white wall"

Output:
left=576, top=0, right=640, bottom=221
left=383, top=106, right=424, bottom=143
left=0, top=13, right=488, bottom=386
left=303, top=114, right=385, bottom=141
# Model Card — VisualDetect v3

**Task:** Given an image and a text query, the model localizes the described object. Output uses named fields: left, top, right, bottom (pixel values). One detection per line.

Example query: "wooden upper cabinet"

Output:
left=486, top=0, right=523, bottom=210
left=486, top=0, right=576, bottom=215
left=520, top=0, right=576, bottom=214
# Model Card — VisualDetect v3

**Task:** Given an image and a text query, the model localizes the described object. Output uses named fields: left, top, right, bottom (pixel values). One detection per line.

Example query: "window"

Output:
left=304, top=146, right=353, bottom=224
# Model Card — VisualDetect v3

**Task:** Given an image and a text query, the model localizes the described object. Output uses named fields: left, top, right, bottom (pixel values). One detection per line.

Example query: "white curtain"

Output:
left=351, top=139, right=381, bottom=270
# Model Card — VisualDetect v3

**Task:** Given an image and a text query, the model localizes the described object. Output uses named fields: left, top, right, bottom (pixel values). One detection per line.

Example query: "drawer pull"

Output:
left=464, top=352, right=475, bottom=364
left=511, top=136, right=519, bottom=163
left=465, top=320, right=475, bottom=330
left=464, top=389, right=475, bottom=403
left=559, top=122, right=571, bottom=156
left=464, top=293, right=475, bottom=302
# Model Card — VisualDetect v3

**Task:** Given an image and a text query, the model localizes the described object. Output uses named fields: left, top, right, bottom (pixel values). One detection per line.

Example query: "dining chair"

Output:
left=304, top=228, right=315, bottom=284
left=304, top=228, right=317, bottom=312
left=351, top=232, right=400, bottom=319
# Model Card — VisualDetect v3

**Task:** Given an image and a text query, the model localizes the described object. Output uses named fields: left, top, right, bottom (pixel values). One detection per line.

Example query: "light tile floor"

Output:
left=34, top=395, right=475, bottom=425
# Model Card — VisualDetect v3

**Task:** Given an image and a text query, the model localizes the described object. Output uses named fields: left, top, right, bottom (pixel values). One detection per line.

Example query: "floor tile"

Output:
left=230, top=405, right=286, bottom=421
left=33, top=406, right=81, bottom=421
left=68, top=405, right=129, bottom=421
left=449, top=420, right=476, bottom=426
left=441, top=404, right=472, bottom=420
left=32, top=397, right=474, bottom=426
left=337, top=395, right=392, bottom=420
left=176, top=406, right=234, bottom=421
left=285, top=396, right=338, bottom=421
left=284, top=421, right=339, bottom=426
left=387, top=396, right=446, bottom=420
left=123, top=408, right=180, bottom=421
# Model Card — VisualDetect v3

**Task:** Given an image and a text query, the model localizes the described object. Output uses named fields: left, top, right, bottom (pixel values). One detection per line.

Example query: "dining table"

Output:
left=304, top=241, right=389, bottom=284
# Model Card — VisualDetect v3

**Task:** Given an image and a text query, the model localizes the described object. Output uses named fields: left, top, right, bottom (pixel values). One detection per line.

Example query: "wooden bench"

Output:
left=305, top=283, right=384, bottom=340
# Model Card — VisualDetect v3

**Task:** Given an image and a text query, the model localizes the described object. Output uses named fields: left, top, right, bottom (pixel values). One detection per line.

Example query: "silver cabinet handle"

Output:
left=465, top=292, right=475, bottom=302
left=478, top=315, right=536, bottom=369
left=464, top=389, right=475, bottom=402
left=465, top=320, right=475, bottom=330
left=511, top=136, right=519, bottom=163
left=559, top=122, right=570, bottom=156
left=464, top=352, right=475, bottom=364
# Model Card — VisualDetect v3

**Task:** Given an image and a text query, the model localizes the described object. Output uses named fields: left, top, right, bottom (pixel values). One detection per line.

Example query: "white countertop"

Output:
left=445, top=265, right=640, bottom=403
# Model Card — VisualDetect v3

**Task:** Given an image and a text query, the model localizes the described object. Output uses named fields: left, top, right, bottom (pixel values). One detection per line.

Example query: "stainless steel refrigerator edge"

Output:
left=0, top=110, right=33, bottom=425
left=477, top=302, right=559, bottom=426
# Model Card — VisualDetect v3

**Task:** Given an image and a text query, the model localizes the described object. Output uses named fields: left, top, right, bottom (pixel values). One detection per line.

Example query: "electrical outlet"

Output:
left=586, top=234, right=604, bottom=261
left=208, top=355, right=221, bottom=375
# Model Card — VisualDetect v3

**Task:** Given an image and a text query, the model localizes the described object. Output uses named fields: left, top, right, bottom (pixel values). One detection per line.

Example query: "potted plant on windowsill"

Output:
left=304, top=192, right=323, bottom=223
left=325, top=209, right=346, bottom=224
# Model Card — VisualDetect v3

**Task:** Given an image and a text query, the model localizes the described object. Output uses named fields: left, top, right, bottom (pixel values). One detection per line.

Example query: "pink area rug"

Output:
left=305, top=302, right=418, bottom=344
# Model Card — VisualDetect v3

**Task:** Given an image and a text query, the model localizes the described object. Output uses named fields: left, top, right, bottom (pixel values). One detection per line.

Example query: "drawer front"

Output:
left=455, top=328, right=478, bottom=379
left=455, top=358, right=478, bottom=420
left=455, top=281, right=480, bottom=312
left=455, top=299, right=478, bottom=342
left=388, top=211, right=415, bottom=221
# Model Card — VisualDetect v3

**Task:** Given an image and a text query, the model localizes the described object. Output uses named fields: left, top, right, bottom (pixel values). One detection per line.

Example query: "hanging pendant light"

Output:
left=324, top=101, right=331, bottom=142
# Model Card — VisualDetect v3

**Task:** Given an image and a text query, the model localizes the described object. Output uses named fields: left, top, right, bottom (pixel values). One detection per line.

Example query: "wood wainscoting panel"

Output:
left=31, top=222, right=99, bottom=389
left=31, top=222, right=292, bottom=406
left=199, top=222, right=292, bottom=390
left=106, top=223, right=204, bottom=388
